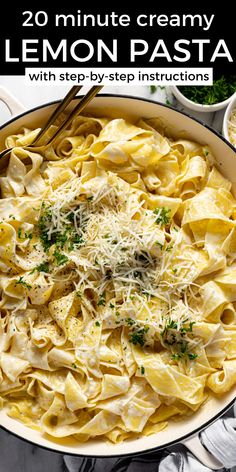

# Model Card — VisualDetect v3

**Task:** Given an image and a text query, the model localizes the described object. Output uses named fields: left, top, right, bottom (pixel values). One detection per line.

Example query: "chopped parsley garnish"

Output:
left=129, top=326, right=149, bottom=347
left=171, top=353, right=181, bottom=360
left=18, top=228, right=33, bottom=240
left=95, top=321, right=100, bottom=327
left=39, top=202, right=85, bottom=253
left=150, top=86, right=157, bottom=94
left=68, top=232, right=84, bottom=252
left=109, top=302, right=115, bottom=309
left=154, top=207, right=171, bottom=226
left=71, top=363, right=77, bottom=369
left=17, top=228, right=23, bottom=238
left=161, top=319, right=178, bottom=336
left=141, top=366, right=145, bottom=374
left=87, top=196, right=94, bottom=201
left=67, top=212, right=74, bottom=222
left=161, top=318, right=197, bottom=361
left=171, top=351, right=198, bottom=361
left=26, top=232, right=32, bottom=240
left=15, top=276, right=32, bottom=290
left=38, top=204, right=52, bottom=251
left=71, top=233, right=84, bottom=245
left=125, top=317, right=135, bottom=326
left=56, top=231, right=69, bottom=248
left=188, top=353, right=198, bottom=360
left=180, top=341, right=188, bottom=354
left=36, top=262, right=49, bottom=272
left=30, top=262, right=49, bottom=274
left=98, top=294, right=106, bottom=306
left=180, top=321, right=195, bottom=334
left=166, top=243, right=173, bottom=252
left=53, top=250, right=69, bottom=266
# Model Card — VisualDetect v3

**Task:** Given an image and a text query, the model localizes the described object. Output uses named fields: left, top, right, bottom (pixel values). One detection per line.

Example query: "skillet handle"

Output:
left=182, top=435, right=223, bottom=470
left=0, top=86, right=26, bottom=116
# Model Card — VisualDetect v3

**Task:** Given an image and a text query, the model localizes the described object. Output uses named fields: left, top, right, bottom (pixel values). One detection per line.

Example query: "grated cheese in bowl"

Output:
left=223, top=93, right=236, bottom=148
left=228, top=108, right=236, bottom=147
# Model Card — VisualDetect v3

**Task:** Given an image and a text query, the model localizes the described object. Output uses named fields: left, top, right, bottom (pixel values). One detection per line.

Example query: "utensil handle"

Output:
left=182, top=435, right=223, bottom=470
left=48, top=85, right=103, bottom=145
left=32, top=85, right=82, bottom=146
left=0, top=86, right=26, bottom=116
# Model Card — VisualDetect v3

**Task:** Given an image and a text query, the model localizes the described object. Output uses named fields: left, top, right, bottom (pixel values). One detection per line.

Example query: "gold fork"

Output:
left=0, top=85, right=103, bottom=169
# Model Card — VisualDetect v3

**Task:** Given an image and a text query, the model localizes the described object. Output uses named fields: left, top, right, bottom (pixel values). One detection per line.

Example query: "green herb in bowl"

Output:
left=178, top=75, right=236, bottom=105
left=171, top=75, right=236, bottom=112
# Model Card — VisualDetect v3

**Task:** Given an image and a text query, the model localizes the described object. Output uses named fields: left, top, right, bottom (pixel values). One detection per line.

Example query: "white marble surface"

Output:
left=0, top=79, right=226, bottom=471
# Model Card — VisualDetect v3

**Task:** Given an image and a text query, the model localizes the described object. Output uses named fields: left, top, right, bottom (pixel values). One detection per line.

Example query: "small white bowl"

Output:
left=223, top=93, right=236, bottom=146
left=170, top=85, right=235, bottom=113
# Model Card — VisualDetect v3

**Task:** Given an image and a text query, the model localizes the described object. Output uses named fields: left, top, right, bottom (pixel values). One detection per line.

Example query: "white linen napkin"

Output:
left=64, top=402, right=236, bottom=472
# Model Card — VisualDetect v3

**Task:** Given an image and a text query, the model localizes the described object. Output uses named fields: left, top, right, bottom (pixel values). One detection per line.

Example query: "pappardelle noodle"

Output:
left=0, top=114, right=236, bottom=443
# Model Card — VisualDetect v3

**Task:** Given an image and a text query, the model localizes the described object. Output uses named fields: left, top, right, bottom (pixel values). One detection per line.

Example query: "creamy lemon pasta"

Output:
left=0, top=114, right=236, bottom=444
